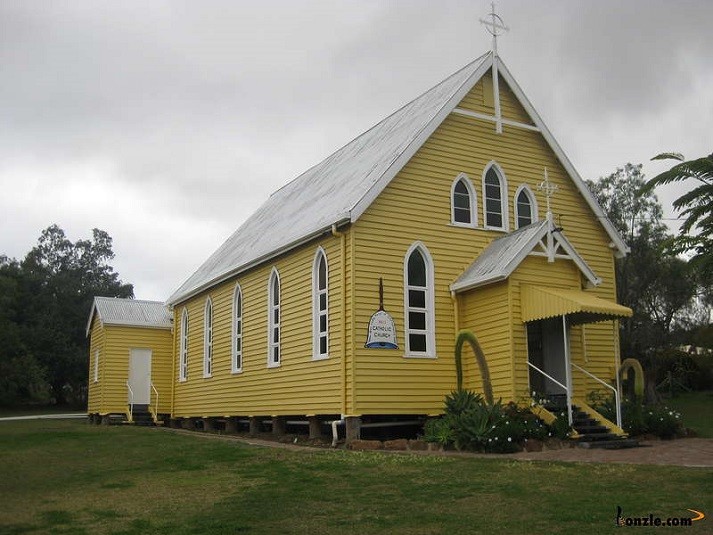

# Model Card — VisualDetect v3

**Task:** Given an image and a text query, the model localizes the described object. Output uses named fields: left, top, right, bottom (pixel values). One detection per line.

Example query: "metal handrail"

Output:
left=150, top=383, right=159, bottom=423
left=572, top=363, right=622, bottom=429
left=528, top=361, right=572, bottom=425
left=126, top=380, right=134, bottom=422
left=527, top=362, right=568, bottom=391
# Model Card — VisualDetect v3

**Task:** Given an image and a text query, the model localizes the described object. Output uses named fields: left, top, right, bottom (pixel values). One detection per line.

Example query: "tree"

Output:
left=644, top=152, right=713, bottom=278
left=0, top=225, right=133, bottom=407
left=587, top=165, right=703, bottom=400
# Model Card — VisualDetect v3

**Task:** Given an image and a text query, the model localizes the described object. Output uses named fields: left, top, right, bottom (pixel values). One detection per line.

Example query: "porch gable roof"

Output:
left=450, top=219, right=600, bottom=293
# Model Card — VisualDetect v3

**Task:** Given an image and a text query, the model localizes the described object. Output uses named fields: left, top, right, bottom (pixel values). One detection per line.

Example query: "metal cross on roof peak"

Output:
left=479, top=2, right=509, bottom=55
left=538, top=167, right=558, bottom=217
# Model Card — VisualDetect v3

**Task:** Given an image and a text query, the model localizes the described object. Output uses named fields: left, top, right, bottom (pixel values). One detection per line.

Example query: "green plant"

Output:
left=642, top=405, right=683, bottom=439
left=444, top=389, right=482, bottom=416
left=619, top=358, right=645, bottom=401
left=422, top=417, right=454, bottom=447
left=454, top=330, right=493, bottom=404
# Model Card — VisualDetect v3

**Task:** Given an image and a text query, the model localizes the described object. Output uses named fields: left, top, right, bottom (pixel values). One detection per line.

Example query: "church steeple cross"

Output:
left=538, top=167, right=559, bottom=219
left=479, top=2, right=509, bottom=56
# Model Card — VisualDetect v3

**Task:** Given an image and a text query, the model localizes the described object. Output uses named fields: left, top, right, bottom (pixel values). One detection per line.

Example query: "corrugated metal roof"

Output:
left=450, top=220, right=549, bottom=292
left=86, top=297, right=172, bottom=336
left=520, top=286, right=633, bottom=324
left=167, top=52, right=629, bottom=305
left=166, top=54, right=492, bottom=305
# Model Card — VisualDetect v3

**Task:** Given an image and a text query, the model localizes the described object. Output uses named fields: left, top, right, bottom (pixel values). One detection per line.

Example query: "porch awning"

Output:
left=521, top=286, right=633, bottom=325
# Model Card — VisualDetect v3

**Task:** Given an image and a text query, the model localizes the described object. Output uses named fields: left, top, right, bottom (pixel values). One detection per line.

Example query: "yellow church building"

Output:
left=87, top=49, right=632, bottom=441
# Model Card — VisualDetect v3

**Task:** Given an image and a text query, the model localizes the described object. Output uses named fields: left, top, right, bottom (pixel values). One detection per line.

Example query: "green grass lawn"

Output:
left=0, top=420, right=711, bottom=534
left=665, top=390, right=713, bottom=438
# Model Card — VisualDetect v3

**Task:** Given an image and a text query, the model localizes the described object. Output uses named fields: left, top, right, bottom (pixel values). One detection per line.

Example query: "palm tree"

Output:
left=644, top=152, right=713, bottom=277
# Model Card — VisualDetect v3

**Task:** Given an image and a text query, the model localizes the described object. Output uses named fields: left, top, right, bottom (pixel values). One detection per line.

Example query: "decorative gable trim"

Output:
left=450, top=218, right=600, bottom=293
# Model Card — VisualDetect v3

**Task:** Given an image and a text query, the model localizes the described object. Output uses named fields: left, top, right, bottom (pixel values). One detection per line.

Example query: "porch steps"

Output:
left=543, top=396, right=639, bottom=450
left=125, top=404, right=158, bottom=426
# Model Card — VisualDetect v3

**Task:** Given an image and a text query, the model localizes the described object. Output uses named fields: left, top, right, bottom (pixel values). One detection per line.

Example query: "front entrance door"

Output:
left=128, top=348, right=152, bottom=405
left=527, top=317, right=567, bottom=396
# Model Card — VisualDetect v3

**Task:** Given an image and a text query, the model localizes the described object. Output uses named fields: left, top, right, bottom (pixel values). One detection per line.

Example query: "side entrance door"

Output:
left=128, top=348, right=152, bottom=405
left=527, top=317, right=567, bottom=396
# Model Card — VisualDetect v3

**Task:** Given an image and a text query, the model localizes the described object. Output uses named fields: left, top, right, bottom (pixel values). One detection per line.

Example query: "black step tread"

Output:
left=577, top=438, right=639, bottom=449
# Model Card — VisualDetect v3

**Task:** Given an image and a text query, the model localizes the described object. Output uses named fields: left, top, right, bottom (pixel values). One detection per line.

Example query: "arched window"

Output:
left=203, top=298, right=213, bottom=377
left=232, top=284, right=243, bottom=373
left=267, top=268, right=281, bottom=367
left=179, top=308, right=189, bottom=381
left=312, top=248, right=329, bottom=360
left=482, top=163, right=508, bottom=230
left=404, top=242, right=436, bottom=357
left=451, top=174, right=477, bottom=227
left=514, top=185, right=538, bottom=228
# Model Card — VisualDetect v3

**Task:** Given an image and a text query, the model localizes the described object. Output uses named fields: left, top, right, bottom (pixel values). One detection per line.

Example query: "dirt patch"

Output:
left=157, top=427, right=713, bottom=467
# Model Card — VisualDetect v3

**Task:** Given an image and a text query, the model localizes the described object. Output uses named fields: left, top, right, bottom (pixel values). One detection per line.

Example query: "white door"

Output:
left=128, top=348, right=152, bottom=404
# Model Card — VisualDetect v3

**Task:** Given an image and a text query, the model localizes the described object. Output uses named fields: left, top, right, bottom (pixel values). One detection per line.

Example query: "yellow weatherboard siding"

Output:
left=86, top=318, right=172, bottom=416
left=350, top=74, right=619, bottom=415
left=171, top=233, right=348, bottom=418
left=87, top=317, right=105, bottom=414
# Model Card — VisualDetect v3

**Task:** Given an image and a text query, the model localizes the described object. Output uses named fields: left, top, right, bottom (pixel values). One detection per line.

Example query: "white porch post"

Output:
left=613, top=322, right=623, bottom=429
left=562, top=315, right=573, bottom=426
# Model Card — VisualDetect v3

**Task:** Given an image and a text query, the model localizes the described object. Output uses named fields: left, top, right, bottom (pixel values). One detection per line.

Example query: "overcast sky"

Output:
left=1, top=0, right=711, bottom=302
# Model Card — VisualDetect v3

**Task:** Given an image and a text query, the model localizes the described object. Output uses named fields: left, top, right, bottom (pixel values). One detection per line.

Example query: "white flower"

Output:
left=507, top=437, right=512, bottom=442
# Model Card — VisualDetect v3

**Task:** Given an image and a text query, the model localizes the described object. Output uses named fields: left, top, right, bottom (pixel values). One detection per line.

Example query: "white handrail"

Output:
left=150, top=383, right=159, bottom=422
left=527, top=362, right=568, bottom=391
left=126, top=380, right=134, bottom=422
left=528, top=361, right=572, bottom=425
left=572, top=363, right=622, bottom=429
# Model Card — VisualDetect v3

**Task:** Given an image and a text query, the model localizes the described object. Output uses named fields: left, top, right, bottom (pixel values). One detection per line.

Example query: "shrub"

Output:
left=444, top=390, right=482, bottom=416
left=588, top=391, right=683, bottom=438
left=423, top=391, right=555, bottom=453
left=423, top=417, right=454, bottom=447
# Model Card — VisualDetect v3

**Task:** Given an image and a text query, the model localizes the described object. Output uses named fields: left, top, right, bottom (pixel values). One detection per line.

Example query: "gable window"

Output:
left=404, top=242, right=436, bottom=358
left=451, top=174, right=477, bottom=227
left=203, top=298, right=213, bottom=377
left=94, top=350, right=99, bottom=383
left=179, top=308, right=188, bottom=381
left=232, top=284, right=243, bottom=373
left=312, top=248, right=329, bottom=360
left=515, top=185, right=538, bottom=228
left=268, top=268, right=281, bottom=367
left=483, top=164, right=508, bottom=230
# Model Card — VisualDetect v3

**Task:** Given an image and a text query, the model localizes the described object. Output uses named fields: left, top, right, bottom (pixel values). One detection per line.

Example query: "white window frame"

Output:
left=482, top=161, right=509, bottom=231
left=267, top=267, right=281, bottom=368
left=514, top=184, right=539, bottom=229
left=179, top=308, right=188, bottom=382
left=403, top=242, right=436, bottom=358
left=93, top=349, right=99, bottom=383
left=312, top=247, right=329, bottom=360
left=232, top=283, right=243, bottom=373
left=203, top=297, right=213, bottom=378
left=450, top=173, right=477, bottom=228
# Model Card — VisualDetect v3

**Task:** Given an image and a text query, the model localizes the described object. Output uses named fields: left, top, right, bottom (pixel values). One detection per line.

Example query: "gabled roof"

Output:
left=450, top=218, right=601, bottom=293
left=167, top=52, right=627, bottom=306
left=86, top=297, right=172, bottom=336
